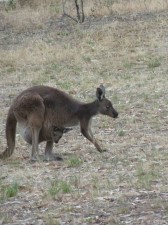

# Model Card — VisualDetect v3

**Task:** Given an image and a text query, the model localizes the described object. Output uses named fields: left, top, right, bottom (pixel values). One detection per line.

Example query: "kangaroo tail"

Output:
left=0, top=107, right=17, bottom=159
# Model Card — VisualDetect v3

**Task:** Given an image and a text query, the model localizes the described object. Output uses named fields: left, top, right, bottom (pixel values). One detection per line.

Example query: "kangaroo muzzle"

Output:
left=113, top=109, right=118, bottom=118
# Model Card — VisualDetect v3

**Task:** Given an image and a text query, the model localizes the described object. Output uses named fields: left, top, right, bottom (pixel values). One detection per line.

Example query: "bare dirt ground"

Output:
left=0, top=6, right=168, bottom=225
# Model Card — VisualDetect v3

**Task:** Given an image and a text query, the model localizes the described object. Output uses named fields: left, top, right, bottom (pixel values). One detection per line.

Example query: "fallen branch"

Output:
left=62, top=0, right=85, bottom=23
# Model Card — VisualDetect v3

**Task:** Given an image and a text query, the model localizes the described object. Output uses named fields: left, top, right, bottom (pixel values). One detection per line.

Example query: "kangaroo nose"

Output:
left=113, top=110, right=118, bottom=118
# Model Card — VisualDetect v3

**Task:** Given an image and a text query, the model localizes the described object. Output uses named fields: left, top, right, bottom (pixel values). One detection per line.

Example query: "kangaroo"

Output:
left=0, top=85, right=118, bottom=161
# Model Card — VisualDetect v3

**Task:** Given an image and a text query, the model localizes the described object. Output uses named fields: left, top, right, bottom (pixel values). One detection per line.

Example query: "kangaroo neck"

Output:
left=79, top=100, right=99, bottom=118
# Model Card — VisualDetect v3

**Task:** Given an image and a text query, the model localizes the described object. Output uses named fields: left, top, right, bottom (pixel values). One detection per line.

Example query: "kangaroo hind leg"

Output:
left=14, top=93, right=45, bottom=161
left=28, top=102, right=45, bottom=161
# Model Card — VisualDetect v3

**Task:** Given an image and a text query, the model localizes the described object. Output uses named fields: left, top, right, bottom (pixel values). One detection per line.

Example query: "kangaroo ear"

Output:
left=53, top=126, right=60, bottom=132
left=96, top=85, right=105, bottom=101
left=63, top=127, right=73, bottom=133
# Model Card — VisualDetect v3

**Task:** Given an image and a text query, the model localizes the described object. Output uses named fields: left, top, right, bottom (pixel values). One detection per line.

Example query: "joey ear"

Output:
left=96, top=85, right=105, bottom=101
left=53, top=126, right=60, bottom=132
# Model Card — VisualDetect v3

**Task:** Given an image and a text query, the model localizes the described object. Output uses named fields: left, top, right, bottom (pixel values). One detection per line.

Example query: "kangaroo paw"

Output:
left=96, top=146, right=107, bottom=153
left=99, top=148, right=107, bottom=153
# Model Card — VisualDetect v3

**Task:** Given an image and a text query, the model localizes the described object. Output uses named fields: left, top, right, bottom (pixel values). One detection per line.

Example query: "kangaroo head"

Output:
left=96, top=85, right=118, bottom=118
left=52, top=127, right=64, bottom=143
left=52, top=126, right=73, bottom=143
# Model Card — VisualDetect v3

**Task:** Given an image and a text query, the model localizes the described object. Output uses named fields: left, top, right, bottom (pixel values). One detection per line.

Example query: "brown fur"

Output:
left=0, top=85, right=118, bottom=161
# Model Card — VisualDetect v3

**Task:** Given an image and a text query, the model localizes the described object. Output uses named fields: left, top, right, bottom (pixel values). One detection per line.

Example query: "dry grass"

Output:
left=1, top=7, right=60, bottom=32
left=83, top=0, right=168, bottom=17
left=1, top=0, right=168, bottom=33
left=0, top=1, right=168, bottom=224
left=113, top=0, right=168, bottom=13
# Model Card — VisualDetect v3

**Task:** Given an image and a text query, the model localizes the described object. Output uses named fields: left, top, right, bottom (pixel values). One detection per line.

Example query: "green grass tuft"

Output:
left=67, top=156, right=83, bottom=167
left=0, top=182, right=19, bottom=202
left=48, top=179, right=72, bottom=199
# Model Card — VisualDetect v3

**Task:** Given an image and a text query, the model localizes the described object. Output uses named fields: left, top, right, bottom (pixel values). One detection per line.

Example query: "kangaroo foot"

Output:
left=43, top=153, right=63, bottom=162
left=30, top=154, right=42, bottom=162
left=30, top=157, right=38, bottom=163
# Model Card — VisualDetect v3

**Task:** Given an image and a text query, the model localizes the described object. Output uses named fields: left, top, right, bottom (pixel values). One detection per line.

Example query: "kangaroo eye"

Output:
left=53, top=127, right=59, bottom=132
left=106, top=105, right=110, bottom=109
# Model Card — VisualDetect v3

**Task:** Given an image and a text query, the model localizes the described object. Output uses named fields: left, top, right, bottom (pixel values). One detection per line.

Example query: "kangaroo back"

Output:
left=0, top=107, right=17, bottom=159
